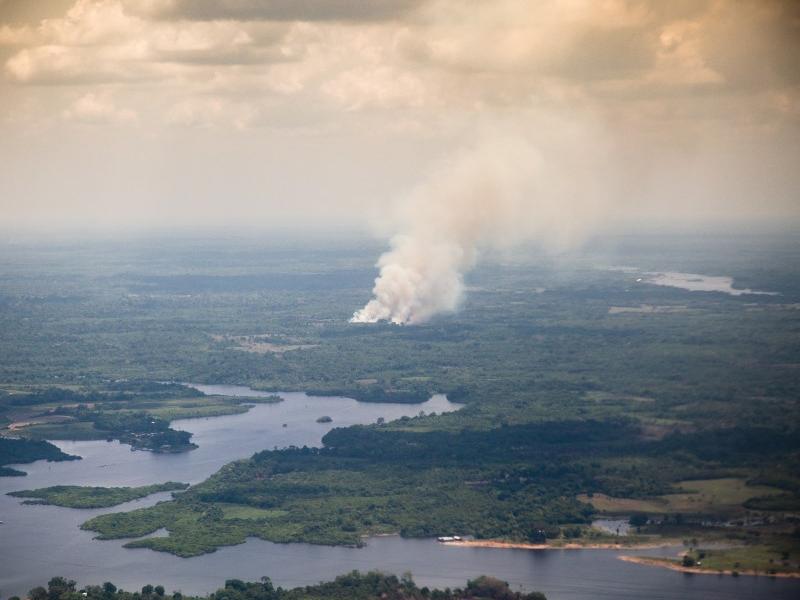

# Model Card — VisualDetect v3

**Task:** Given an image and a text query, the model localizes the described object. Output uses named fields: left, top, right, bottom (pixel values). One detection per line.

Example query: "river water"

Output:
left=1, top=387, right=797, bottom=599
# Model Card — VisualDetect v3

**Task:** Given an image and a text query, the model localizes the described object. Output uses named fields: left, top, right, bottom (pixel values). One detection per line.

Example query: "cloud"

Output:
left=3, top=0, right=797, bottom=115
left=2, top=0, right=296, bottom=84
left=0, top=0, right=798, bottom=233
left=63, top=92, right=137, bottom=122
left=165, top=96, right=256, bottom=129
left=123, top=0, right=424, bottom=22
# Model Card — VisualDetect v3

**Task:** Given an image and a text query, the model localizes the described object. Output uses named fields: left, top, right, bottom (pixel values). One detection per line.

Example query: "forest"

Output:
left=2, top=236, right=800, bottom=572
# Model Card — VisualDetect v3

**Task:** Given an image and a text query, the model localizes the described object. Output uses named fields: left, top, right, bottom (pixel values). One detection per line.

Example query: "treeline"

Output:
left=317, top=419, right=638, bottom=462
left=652, top=426, right=800, bottom=464
left=316, top=421, right=800, bottom=485
left=307, top=387, right=431, bottom=404
left=16, top=572, right=546, bottom=600
left=0, top=437, right=79, bottom=476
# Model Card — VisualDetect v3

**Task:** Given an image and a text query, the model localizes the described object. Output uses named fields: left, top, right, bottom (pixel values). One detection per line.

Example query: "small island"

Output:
left=9, top=482, right=189, bottom=509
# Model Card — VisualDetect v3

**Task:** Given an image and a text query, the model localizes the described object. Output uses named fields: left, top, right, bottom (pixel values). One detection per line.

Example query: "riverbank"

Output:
left=442, top=539, right=677, bottom=551
left=618, top=555, right=800, bottom=578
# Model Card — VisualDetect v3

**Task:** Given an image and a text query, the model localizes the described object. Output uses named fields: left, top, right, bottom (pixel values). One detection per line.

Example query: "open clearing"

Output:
left=579, top=478, right=784, bottom=514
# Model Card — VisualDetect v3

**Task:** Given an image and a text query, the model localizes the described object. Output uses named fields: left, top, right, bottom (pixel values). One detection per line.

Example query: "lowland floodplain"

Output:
left=1, top=232, right=799, bottom=589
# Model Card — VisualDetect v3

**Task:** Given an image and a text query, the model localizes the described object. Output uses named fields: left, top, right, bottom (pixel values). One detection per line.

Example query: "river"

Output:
left=1, top=387, right=797, bottom=600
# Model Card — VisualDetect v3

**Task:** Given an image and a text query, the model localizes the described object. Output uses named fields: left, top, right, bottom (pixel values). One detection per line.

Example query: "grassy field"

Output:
left=578, top=478, right=785, bottom=515
left=630, top=541, right=800, bottom=577
left=685, top=543, right=800, bottom=575
left=218, top=504, right=289, bottom=521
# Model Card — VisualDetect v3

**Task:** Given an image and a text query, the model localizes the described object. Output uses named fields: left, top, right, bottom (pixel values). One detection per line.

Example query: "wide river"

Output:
left=1, top=386, right=797, bottom=600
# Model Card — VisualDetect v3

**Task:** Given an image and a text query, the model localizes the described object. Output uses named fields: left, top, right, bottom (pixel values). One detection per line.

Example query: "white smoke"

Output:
left=352, top=128, right=612, bottom=325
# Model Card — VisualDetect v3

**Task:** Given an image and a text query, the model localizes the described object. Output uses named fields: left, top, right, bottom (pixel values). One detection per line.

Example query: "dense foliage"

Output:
left=16, top=572, right=546, bottom=600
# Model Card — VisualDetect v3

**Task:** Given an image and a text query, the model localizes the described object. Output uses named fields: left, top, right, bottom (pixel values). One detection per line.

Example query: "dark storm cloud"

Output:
left=128, top=0, right=424, bottom=22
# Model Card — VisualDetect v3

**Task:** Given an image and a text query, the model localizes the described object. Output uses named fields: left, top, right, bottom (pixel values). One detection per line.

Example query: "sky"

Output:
left=0, top=0, right=798, bottom=236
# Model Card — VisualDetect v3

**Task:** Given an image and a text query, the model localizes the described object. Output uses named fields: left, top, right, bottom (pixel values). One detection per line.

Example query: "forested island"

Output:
left=9, top=482, right=189, bottom=508
left=0, top=437, right=79, bottom=476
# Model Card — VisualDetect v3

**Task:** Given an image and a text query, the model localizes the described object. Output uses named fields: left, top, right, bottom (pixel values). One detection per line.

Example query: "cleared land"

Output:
left=578, top=478, right=784, bottom=515
left=620, top=542, right=800, bottom=578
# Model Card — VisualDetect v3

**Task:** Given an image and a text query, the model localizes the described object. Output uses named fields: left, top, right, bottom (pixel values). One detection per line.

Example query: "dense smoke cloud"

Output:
left=351, top=129, right=610, bottom=324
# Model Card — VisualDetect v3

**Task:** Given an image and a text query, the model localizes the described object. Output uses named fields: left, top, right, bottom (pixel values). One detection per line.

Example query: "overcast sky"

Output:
left=0, top=0, right=798, bottom=235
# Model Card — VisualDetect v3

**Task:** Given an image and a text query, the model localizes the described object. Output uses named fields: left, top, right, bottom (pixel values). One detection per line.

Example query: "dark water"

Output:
left=1, top=387, right=797, bottom=600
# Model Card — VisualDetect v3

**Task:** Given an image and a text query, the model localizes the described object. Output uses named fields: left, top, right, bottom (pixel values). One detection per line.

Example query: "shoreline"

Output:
left=442, top=539, right=677, bottom=551
left=617, top=555, right=800, bottom=579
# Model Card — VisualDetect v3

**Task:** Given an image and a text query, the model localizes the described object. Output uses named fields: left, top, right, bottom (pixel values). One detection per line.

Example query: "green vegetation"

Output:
left=9, top=481, right=189, bottom=508
left=681, top=540, right=800, bottom=576
left=2, top=236, right=800, bottom=573
left=580, top=478, right=785, bottom=515
left=20, top=572, right=546, bottom=600
left=83, top=420, right=800, bottom=556
left=640, top=536, right=800, bottom=576
left=0, top=437, right=79, bottom=476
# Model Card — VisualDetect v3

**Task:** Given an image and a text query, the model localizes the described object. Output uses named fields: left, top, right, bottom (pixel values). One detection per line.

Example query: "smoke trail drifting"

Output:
left=352, top=138, right=550, bottom=324
left=351, top=118, right=617, bottom=326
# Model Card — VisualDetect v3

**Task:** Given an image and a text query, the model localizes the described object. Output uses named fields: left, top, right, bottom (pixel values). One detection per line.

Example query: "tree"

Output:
left=29, top=587, right=47, bottom=600
left=629, top=514, right=647, bottom=527
left=48, top=577, right=76, bottom=600
left=224, top=579, right=246, bottom=591
left=527, top=528, right=547, bottom=543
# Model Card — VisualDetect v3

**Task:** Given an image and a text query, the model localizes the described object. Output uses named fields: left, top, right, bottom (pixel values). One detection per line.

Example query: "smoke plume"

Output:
left=351, top=131, right=609, bottom=325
